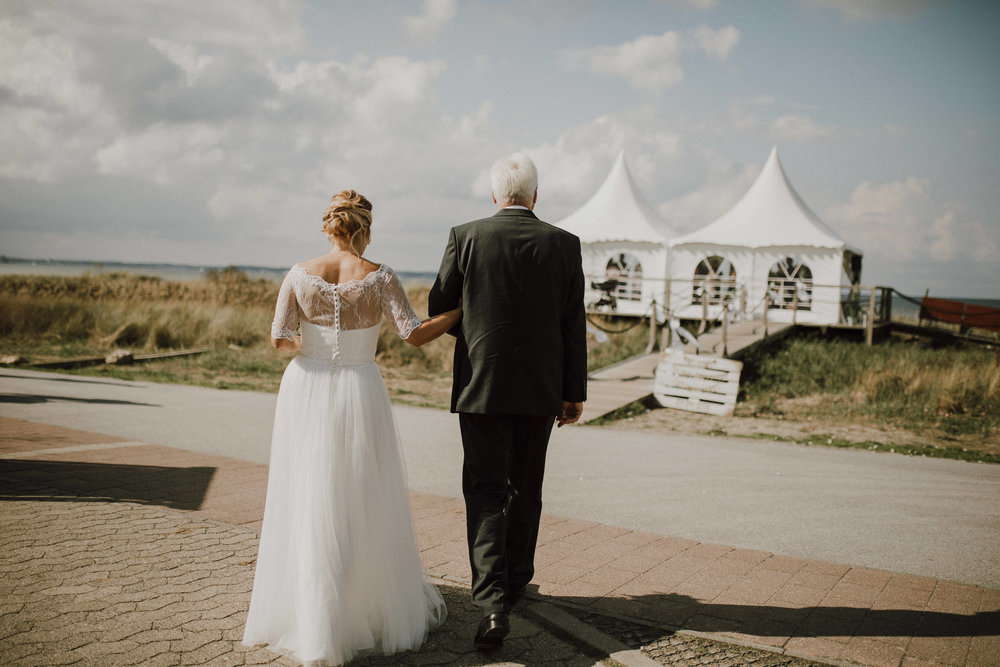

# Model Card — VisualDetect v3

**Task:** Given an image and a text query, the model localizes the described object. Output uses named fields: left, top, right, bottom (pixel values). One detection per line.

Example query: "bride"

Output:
left=243, top=190, right=460, bottom=666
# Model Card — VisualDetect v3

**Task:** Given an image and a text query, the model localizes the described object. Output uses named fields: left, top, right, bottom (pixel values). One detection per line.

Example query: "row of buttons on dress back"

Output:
left=329, top=288, right=342, bottom=364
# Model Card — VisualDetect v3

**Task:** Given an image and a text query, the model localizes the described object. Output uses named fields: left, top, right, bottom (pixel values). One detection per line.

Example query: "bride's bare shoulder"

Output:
left=297, top=253, right=381, bottom=284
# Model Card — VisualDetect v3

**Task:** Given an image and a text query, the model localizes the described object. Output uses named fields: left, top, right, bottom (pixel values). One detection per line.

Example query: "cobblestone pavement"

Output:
left=0, top=476, right=598, bottom=667
left=564, top=608, right=822, bottom=666
left=3, top=415, right=998, bottom=667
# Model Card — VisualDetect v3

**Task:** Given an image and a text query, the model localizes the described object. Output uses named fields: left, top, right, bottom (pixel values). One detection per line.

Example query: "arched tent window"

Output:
left=692, top=255, right=736, bottom=305
left=767, top=257, right=813, bottom=311
left=605, top=253, right=643, bottom=301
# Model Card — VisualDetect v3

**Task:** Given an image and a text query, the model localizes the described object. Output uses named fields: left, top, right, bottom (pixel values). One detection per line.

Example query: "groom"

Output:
left=428, top=153, right=588, bottom=649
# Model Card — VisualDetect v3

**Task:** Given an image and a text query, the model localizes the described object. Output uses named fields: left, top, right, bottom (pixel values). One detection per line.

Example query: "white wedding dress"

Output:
left=243, top=263, right=446, bottom=666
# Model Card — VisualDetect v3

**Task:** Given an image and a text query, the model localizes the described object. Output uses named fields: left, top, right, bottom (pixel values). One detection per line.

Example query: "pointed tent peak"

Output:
left=671, top=146, right=853, bottom=251
left=555, top=150, right=676, bottom=244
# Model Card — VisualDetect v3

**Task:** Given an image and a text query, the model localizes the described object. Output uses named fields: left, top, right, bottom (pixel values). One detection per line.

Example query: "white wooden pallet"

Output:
left=653, top=351, right=743, bottom=416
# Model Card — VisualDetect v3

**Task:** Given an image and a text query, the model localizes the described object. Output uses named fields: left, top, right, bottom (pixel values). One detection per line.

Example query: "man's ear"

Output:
left=492, top=192, right=498, bottom=205
left=532, top=189, right=537, bottom=207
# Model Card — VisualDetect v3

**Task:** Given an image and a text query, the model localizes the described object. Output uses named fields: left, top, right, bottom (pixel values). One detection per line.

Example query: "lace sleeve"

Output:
left=380, top=267, right=422, bottom=340
left=270, top=268, right=300, bottom=341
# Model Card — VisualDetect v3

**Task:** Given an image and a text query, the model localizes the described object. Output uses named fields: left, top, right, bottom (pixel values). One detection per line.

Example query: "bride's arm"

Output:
left=270, top=269, right=301, bottom=351
left=381, top=267, right=461, bottom=348
left=271, top=335, right=301, bottom=351
left=405, top=307, right=462, bottom=348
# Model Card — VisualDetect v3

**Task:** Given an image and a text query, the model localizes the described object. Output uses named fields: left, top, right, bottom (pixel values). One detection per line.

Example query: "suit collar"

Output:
left=493, top=208, right=538, bottom=220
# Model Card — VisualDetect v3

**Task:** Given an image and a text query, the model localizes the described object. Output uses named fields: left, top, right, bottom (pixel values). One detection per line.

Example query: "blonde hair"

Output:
left=322, top=190, right=373, bottom=255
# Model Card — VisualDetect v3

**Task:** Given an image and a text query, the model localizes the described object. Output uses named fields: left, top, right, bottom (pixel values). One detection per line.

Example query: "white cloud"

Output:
left=0, top=1, right=505, bottom=271
left=513, top=112, right=685, bottom=221
left=882, top=123, right=908, bottom=139
left=770, top=114, right=840, bottom=142
left=562, top=31, right=685, bottom=95
left=148, top=38, right=215, bottom=84
left=95, top=122, right=228, bottom=185
left=693, top=25, right=740, bottom=61
left=796, top=0, right=941, bottom=22
left=927, top=210, right=955, bottom=262
left=658, top=162, right=761, bottom=232
left=675, top=0, right=719, bottom=8
left=402, top=0, right=458, bottom=43
left=560, top=26, right=739, bottom=95
left=824, top=177, right=999, bottom=289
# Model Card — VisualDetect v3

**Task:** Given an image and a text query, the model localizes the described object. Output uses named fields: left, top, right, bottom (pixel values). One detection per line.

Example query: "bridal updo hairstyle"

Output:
left=322, top=190, right=373, bottom=256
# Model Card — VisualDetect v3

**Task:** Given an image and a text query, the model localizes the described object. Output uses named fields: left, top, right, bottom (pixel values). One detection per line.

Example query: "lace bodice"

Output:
left=271, top=263, right=421, bottom=344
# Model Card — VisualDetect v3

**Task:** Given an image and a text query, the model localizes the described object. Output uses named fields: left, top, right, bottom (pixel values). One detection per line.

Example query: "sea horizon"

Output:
left=0, top=255, right=438, bottom=287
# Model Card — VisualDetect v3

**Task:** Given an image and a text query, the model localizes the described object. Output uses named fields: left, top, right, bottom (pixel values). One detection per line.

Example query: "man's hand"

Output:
left=557, top=401, right=583, bottom=428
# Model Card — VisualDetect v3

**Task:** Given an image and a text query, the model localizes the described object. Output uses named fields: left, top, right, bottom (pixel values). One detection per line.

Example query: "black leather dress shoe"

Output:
left=474, top=611, right=509, bottom=650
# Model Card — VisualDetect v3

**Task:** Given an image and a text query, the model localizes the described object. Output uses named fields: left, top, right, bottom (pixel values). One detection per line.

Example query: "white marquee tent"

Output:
left=668, top=146, right=862, bottom=325
left=555, top=151, right=676, bottom=318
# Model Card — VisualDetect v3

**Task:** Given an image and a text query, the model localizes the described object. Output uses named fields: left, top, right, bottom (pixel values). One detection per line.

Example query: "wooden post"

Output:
left=722, top=303, right=729, bottom=358
left=699, top=280, right=708, bottom=335
left=865, top=287, right=876, bottom=346
left=792, top=283, right=799, bottom=325
left=763, top=293, right=769, bottom=338
left=660, top=279, right=672, bottom=350
left=646, top=298, right=658, bottom=353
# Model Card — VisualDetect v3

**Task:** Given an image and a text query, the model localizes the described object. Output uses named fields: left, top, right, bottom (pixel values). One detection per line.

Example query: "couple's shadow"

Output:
left=348, top=582, right=997, bottom=666
left=532, top=587, right=998, bottom=639
left=0, top=459, right=214, bottom=511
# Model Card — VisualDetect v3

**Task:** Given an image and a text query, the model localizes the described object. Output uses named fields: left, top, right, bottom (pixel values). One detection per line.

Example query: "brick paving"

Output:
left=2, top=416, right=998, bottom=666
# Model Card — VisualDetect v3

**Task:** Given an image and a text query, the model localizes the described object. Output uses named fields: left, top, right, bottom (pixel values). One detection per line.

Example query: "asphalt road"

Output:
left=2, top=367, right=998, bottom=588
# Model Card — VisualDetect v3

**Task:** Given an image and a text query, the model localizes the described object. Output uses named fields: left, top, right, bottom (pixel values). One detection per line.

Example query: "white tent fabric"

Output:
left=557, top=151, right=675, bottom=243
left=556, top=152, right=676, bottom=319
left=668, top=146, right=862, bottom=326
left=670, top=146, right=857, bottom=252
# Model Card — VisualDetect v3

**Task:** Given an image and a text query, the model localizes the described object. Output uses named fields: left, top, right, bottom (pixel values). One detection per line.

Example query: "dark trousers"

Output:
left=459, top=412, right=554, bottom=615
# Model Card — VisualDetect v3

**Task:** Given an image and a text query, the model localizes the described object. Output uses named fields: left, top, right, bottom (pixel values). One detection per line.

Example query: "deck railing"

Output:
left=586, top=276, right=895, bottom=348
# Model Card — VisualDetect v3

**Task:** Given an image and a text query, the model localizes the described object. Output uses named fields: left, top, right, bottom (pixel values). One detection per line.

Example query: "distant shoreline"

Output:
left=0, top=256, right=438, bottom=287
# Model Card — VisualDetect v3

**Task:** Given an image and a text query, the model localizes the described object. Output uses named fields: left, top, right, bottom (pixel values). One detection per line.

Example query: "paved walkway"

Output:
left=1, top=417, right=997, bottom=666
left=4, top=367, right=998, bottom=588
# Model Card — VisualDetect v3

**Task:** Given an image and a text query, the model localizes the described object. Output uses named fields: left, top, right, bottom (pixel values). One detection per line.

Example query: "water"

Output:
left=0, top=257, right=437, bottom=287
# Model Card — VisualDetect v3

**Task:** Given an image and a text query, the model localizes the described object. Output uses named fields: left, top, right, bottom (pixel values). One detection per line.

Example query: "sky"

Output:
left=1, top=0, right=998, bottom=297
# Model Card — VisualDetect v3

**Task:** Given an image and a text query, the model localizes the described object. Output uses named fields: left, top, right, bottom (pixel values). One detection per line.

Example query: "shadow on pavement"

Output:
left=0, top=371, right=140, bottom=387
left=544, top=590, right=999, bottom=640
left=348, top=582, right=604, bottom=667
left=0, top=393, right=158, bottom=406
left=0, top=459, right=215, bottom=510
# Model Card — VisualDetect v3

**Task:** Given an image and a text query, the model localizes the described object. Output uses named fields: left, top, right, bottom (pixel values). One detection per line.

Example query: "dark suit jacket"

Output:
left=428, top=207, right=587, bottom=415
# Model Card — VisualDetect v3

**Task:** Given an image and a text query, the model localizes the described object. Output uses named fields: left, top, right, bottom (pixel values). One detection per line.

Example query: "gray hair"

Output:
left=490, top=153, right=538, bottom=207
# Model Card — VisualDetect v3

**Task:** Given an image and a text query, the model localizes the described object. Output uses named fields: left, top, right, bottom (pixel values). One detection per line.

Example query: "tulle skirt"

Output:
left=243, top=355, right=446, bottom=666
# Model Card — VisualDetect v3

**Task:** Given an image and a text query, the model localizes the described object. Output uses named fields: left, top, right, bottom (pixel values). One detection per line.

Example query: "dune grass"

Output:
left=739, top=334, right=1000, bottom=441
left=0, top=271, right=457, bottom=393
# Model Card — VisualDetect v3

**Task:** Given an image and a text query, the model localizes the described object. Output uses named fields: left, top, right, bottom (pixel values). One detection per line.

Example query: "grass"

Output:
left=739, top=334, right=1000, bottom=440
left=0, top=271, right=460, bottom=396
left=586, top=315, right=654, bottom=371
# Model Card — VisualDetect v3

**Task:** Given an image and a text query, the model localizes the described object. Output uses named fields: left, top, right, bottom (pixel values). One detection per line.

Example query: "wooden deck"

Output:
left=584, top=318, right=796, bottom=422
left=682, top=319, right=794, bottom=360
left=582, top=351, right=661, bottom=423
